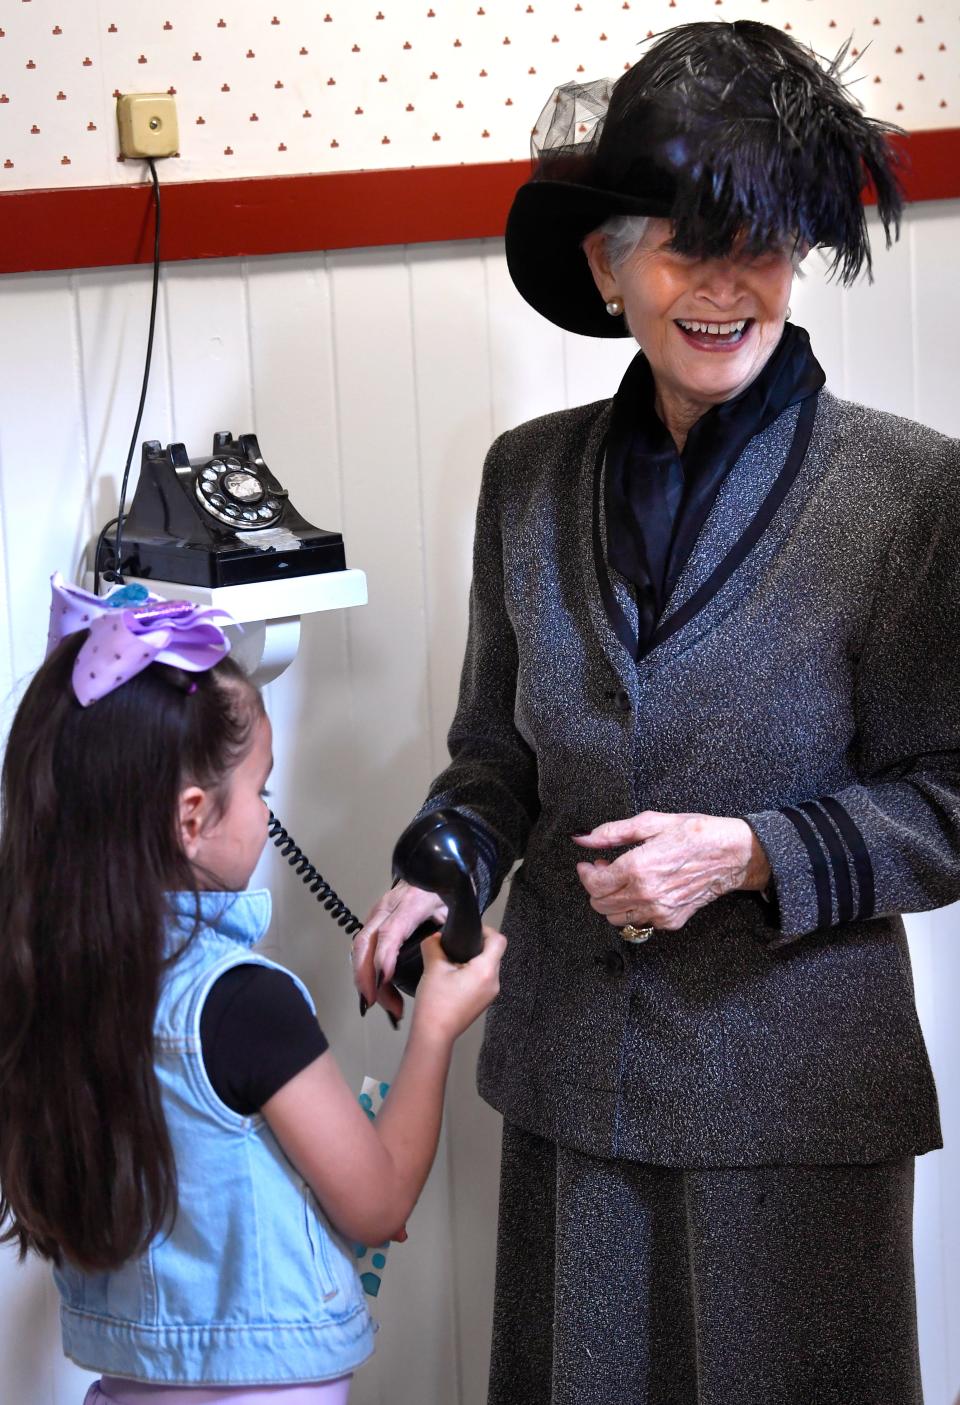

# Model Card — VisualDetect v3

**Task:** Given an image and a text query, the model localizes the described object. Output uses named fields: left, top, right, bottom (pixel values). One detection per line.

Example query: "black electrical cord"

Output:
left=93, top=516, right=121, bottom=597
left=102, top=156, right=162, bottom=585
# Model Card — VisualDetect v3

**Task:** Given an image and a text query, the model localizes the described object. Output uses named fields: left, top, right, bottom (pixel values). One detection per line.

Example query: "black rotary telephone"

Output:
left=268, top=809, right=483, bottom=998
left=95, top=431, right=347, bottom=587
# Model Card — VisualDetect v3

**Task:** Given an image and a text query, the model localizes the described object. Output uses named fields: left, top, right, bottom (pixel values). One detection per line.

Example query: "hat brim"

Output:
left=505, top=180, right=674, bottom=338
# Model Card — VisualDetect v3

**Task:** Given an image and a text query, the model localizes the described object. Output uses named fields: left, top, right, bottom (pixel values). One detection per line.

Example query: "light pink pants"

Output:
left=84, top=1377, right=352, bottom=1405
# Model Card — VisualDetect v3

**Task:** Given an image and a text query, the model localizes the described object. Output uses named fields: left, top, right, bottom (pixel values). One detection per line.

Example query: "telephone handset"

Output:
left=96, top=431, right=347, bottom=588
left=269, top=809, right=483, bottom=998
left=389, top=810, right=484, bottom=992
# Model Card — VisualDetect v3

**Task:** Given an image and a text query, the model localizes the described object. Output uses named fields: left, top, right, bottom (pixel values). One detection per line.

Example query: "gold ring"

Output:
left=620, top=924, right=654, bottom=943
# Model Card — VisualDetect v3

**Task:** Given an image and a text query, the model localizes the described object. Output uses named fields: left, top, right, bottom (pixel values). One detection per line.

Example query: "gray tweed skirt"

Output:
left=488, top=1123, right=922, bottom=1405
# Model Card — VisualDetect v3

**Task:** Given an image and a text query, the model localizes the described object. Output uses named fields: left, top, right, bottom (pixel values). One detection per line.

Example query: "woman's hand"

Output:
left=352, top=880, right=448, bottom=1022
left=574, top=811, right=771, bottom=931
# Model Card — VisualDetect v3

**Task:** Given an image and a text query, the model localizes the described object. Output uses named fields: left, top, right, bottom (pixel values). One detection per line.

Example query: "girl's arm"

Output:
left=262, top=929, right=504, bottom=1245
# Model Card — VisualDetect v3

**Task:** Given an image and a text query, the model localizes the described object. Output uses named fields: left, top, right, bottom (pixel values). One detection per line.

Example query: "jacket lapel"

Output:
left=583, top=391, right=835, bottom=678
left=576, top=403, right=642, bottom=704
left=642, top=392, right=830, bottom=671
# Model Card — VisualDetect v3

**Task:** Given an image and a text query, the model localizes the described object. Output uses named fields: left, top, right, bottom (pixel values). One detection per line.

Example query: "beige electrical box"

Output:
left=116, top=93, right=179, bottom=159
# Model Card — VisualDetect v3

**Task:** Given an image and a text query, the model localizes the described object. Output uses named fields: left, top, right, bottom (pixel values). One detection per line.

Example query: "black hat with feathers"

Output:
left=505, top=20, right=905, bottom=338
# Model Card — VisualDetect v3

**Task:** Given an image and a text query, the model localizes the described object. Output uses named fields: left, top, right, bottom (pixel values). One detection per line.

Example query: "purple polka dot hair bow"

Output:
left=46, top=572, right=235, bottom=707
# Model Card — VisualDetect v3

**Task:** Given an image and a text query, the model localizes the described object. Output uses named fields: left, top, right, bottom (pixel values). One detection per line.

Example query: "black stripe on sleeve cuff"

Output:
left=782, top=805, right=833, bottom=930
left=797, top=800, right=855, bottom=924
left=817, top=796, right=876, bottom=919
left=464, top=817, right=499, bottom=880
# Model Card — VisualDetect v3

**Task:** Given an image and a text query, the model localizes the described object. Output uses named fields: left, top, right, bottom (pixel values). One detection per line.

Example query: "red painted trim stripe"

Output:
left=0, top=129, right=957, bottom=277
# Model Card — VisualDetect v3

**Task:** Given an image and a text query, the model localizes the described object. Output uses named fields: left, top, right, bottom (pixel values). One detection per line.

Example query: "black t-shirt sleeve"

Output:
left=199, top=964, right=328, bottom=1116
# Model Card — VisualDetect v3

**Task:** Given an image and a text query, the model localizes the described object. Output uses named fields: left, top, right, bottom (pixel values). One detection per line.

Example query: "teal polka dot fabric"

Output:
left=353, top=1076, right=393, bottom=1297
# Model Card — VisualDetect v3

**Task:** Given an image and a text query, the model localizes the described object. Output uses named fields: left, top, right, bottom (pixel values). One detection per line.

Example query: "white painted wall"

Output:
left=0, top=205, right=959, bottom=1403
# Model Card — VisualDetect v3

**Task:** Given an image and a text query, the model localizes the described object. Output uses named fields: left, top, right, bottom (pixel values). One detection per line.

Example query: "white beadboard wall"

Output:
left=1, top=204, right=959, bottom=1405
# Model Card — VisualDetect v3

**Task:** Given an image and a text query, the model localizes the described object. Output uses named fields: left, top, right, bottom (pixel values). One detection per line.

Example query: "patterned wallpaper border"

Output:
left=0, top=126, right=957, bottom=276
left=1, top=1, right=957, bottom=193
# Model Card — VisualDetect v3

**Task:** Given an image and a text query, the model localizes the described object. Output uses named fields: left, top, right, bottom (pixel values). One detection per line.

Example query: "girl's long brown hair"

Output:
left=0, top=634, right=262, bottom=1271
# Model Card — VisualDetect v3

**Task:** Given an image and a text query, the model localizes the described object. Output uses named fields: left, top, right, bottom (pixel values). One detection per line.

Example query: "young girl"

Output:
left=0, top=575, right=504, bottom=1405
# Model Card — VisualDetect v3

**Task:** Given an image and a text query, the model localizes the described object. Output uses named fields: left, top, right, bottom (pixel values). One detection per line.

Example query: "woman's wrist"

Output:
left=734, top=819, right=772, bottom=892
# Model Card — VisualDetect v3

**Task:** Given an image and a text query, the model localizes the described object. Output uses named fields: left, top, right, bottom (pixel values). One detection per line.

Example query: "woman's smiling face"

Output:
left=584, top=217, right=799, bottom=420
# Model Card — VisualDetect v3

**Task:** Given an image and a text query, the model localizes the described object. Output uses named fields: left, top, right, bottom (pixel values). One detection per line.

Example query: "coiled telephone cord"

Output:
left=267, top=813, right=362, bottom=936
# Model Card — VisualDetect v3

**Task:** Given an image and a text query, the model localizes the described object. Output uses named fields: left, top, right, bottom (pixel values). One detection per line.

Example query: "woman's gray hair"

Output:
left=588, top=214, right=650, bottom=269
left=587, top=212, right=807, bottom=273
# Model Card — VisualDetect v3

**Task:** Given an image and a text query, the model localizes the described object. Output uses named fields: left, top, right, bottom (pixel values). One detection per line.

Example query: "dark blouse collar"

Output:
left=604, top=321, right=825, bottom=655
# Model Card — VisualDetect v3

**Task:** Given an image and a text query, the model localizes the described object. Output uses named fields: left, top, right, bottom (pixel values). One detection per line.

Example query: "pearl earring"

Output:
left=785, top=306, right=792, bottom=319
left=605, top=297, right=624, bottom=317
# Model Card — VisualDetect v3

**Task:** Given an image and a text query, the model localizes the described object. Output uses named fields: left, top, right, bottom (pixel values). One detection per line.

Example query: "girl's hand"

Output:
left=411, top=927, right=506, bottom=1044
left=352, top=881, right=448, bottom=1021
left=573, top=811, right=771, bottom=932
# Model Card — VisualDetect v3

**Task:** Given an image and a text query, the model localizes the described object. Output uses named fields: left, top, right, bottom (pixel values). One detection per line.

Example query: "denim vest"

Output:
left=55, top=889, right=376, bottom=1386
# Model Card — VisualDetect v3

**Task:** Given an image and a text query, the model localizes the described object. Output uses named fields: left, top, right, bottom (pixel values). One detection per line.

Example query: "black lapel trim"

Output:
left=782, top=804, right=833, bottom=930
left=797, top=800, right=854, bottom=924
left=818, top=796, right=876, bottom=920
left=645, top=392, right=820, bottom=657
left=592, top=434, right=638, bottom=659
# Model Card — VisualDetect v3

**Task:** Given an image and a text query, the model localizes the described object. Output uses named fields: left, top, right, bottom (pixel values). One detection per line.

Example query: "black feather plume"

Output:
left=533, top=21, right=904, bottom=284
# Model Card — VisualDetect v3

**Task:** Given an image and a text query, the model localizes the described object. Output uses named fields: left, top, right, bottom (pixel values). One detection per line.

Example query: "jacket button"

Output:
left=594, top=950, right=625, bottom=975
left=614, top=688, right=632, bottom=713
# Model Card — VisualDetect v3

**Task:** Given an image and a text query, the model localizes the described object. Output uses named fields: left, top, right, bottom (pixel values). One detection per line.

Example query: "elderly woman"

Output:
left=354, top=21, right=960, bottom=1404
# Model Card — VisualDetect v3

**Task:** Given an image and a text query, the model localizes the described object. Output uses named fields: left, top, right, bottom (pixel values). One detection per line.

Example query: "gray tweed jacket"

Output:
left=422, top=388, right=960, bottom=1167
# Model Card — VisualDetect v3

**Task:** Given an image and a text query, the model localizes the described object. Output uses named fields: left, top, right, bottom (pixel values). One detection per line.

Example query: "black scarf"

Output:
left=604, top=321, right=825, bottom=657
